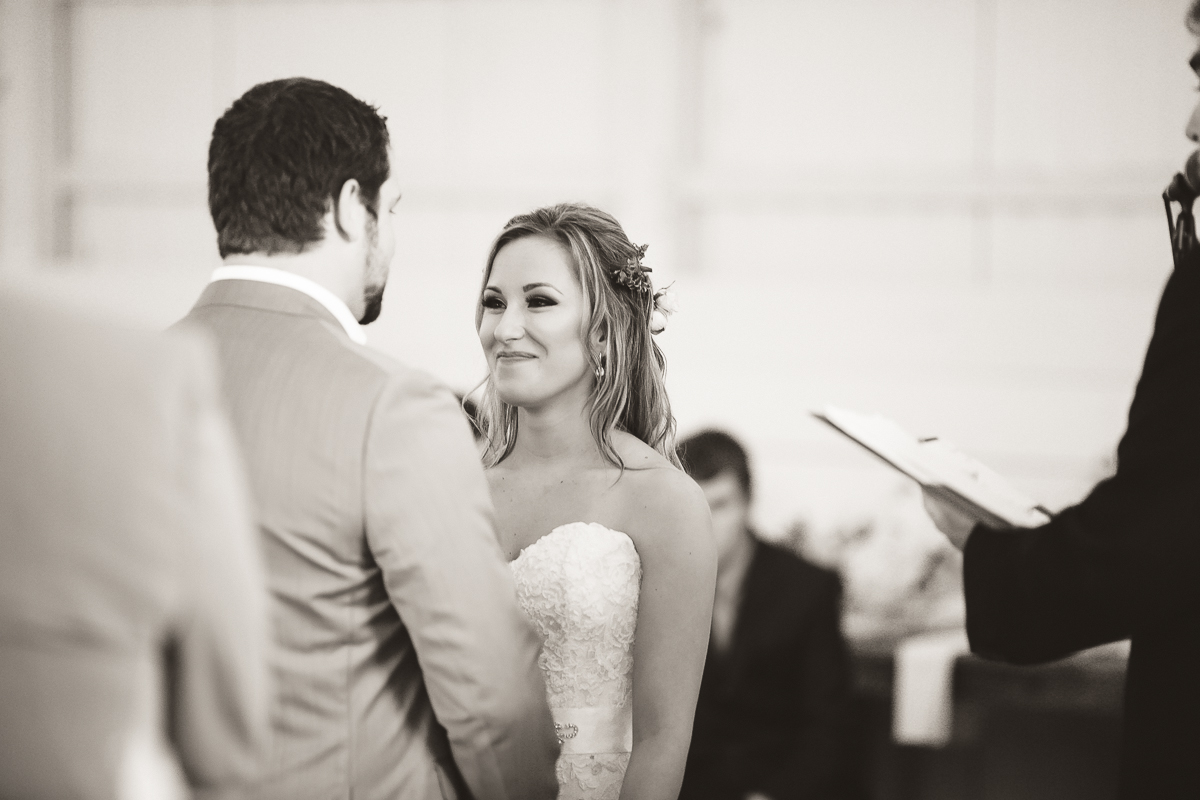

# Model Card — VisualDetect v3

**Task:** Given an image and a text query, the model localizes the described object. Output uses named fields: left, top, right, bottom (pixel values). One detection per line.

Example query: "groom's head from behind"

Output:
left=208, top=78, right=398, bottom=324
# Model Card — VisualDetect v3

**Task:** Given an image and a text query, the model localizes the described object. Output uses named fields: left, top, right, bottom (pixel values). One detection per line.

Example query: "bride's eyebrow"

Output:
left=523, top=282, right=559, bottom=292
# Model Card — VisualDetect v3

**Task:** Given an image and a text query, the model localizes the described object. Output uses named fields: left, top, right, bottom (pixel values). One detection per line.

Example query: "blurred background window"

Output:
left=3, top=0, right=1190, bottom=541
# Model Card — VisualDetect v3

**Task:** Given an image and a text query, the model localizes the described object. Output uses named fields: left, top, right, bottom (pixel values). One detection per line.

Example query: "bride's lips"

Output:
left=496, top=350, right=537, bottom=362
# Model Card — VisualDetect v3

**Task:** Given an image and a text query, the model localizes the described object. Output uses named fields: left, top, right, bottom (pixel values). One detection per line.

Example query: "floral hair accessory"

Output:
left=611, top=243, right=653, bottom=293
left=650, top=285, right=678, bottom=335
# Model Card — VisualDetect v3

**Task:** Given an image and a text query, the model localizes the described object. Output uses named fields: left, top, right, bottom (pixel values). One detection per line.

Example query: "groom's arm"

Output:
left=363, top=371, right=559, bottom=800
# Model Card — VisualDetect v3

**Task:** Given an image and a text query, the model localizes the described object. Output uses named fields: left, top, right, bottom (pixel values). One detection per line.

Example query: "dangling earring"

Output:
left=594, top=355, right=606, bottom=380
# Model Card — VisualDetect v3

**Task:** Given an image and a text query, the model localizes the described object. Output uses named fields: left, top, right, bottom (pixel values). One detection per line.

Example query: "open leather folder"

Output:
left=813, top=405, right=1052, bottom=529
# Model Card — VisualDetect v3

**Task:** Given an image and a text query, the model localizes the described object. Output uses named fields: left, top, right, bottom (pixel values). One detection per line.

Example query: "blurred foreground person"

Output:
left=478, top=205, right=716, bottom=800
left=677, top=431, right=855, bottom=800
left=0, top=290, right=270, bottom=799
left=177, top=78, right=558, bottom=800
left=921, top=7, right=1200, bottom=798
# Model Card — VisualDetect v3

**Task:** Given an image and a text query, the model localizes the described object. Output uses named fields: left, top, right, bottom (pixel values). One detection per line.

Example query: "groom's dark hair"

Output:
left=208, top=78, right=390, bottom=258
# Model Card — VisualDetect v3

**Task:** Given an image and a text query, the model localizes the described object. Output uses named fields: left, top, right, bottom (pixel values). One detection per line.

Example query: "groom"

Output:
left=179, top=78, right=559, bottom=800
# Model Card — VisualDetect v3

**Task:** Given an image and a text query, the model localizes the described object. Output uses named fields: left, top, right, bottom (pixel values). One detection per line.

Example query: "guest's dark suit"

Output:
left=963, top=245, right=1200, bottom=799
left=680, top=540, right=853, bottom=800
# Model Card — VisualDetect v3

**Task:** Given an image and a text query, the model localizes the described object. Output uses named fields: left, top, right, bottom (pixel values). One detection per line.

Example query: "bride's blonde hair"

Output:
left=473, top=203, right=680, bottom=470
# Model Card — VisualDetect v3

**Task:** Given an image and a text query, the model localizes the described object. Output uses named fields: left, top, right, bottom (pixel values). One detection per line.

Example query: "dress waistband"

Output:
left=551, top=705, right=633, bottom=754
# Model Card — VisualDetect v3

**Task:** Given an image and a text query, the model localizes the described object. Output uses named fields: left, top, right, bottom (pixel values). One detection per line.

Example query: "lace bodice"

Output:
left=510, top=522, right=642, bottom=800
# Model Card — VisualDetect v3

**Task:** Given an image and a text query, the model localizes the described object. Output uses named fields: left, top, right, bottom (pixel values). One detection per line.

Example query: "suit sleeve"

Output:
left=363, top=375, right=560, bottom=800
left=964, top=471, right=1199, bottom=665
left=167, top=334, right=273, bottom=788
left=964, top=257, right=1200, bottom=665
left=760, top=571, right=854, bottom=800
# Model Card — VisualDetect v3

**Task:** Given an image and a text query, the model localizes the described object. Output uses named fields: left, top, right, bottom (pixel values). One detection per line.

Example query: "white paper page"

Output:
left=819, top=405, right=1050, bottom=528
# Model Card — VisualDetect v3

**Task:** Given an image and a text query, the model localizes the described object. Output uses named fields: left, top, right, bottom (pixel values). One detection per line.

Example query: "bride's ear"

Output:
left=590, top=324, right=608, bottom=352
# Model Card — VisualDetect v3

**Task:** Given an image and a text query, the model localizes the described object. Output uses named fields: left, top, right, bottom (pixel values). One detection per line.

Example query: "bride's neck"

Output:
left=511, top=395, right=598, bottom=466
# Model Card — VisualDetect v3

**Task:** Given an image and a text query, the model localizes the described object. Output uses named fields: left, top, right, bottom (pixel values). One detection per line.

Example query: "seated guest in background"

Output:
left=0, top=289, right=271, bottom=799
left=677, top=430, right=856, bottom=800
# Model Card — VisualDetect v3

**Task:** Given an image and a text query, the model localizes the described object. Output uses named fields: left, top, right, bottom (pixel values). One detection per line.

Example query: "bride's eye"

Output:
left=481, top=294, right=505, bottom=310
left=527, top=294, right=557, bottom=308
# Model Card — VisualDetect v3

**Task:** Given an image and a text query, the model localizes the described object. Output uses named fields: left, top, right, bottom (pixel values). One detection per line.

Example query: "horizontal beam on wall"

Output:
left=58, top=166, right=1180, bottom=212
left=682, top=168, right=1181, bottom=213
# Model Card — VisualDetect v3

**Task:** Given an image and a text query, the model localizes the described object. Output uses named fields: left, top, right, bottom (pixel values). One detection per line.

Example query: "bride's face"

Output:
left=479, top=235, right=592, bottom=409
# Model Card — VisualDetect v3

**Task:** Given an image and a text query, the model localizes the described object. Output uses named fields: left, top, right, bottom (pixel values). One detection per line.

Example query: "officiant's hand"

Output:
left=921, top=490, right=978, bottom=551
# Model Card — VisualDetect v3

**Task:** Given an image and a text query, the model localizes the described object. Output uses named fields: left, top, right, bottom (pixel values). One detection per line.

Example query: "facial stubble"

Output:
left=358, top=215, right=386, bottom=325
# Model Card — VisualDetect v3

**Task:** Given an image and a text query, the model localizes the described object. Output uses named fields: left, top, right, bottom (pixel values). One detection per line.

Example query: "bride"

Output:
left=474, top=203, right=716, bottom=800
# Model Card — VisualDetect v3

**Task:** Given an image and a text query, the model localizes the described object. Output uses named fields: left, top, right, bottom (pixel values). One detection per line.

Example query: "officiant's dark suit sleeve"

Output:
left=961, top=256, right=1200, bottom=798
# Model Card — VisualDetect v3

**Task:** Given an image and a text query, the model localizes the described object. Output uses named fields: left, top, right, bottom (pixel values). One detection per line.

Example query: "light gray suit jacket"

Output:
left=178, top=280, right=559, bottom=800
left=0, top=289, right=271, bottom=799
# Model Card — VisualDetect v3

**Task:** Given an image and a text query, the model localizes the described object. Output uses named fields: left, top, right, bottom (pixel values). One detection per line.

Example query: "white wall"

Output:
left=2, top=0, right=1195, bottom=536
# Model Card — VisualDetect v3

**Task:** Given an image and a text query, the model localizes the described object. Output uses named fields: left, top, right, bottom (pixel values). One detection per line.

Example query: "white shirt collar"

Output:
left=209, top=265, right=367, bottom=345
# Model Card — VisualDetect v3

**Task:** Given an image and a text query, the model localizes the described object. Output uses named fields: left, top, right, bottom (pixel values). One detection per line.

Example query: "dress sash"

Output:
left=551, top=705, right=633, bottom=754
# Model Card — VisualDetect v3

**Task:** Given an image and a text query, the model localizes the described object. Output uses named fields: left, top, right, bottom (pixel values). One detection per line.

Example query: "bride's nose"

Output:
left=493, top=305, right=526, bottom=343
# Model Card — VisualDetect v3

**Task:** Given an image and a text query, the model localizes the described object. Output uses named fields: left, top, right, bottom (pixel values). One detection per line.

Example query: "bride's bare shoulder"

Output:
left=608, top=433, right=711, bottom=546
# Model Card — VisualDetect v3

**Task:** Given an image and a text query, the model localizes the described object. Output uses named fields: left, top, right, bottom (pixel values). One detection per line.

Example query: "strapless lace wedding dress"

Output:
left=510, top=522, right=642, bottom=800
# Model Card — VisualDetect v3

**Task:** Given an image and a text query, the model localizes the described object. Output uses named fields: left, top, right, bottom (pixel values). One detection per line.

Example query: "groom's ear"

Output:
left=331, top=179, right=367, bottom=242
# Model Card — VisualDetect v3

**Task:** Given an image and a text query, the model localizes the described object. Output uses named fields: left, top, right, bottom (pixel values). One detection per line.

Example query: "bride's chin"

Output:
left=493, top=374, right=589, bottom=411
left=493, top=383, right=536, bottom=408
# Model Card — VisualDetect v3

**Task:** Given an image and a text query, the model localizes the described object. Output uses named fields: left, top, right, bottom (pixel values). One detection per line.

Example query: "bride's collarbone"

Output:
left=497, top=498, right=623, bottom=559
left=489, top=441, right=678, bottom=558
left=494, top=473, right=654, bottom=558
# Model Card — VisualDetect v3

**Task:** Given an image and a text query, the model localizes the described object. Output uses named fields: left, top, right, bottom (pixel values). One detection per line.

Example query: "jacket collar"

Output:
left=204, top=266, right=367, bottom=344
left=196, top=270, right=367, bottom=345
